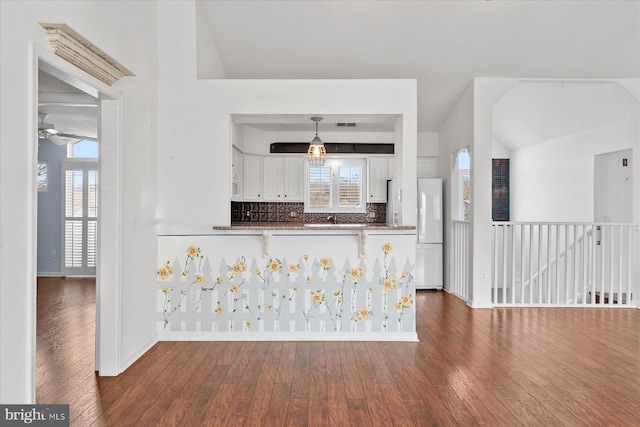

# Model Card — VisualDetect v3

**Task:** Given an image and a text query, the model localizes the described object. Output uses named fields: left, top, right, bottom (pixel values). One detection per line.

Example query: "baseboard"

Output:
left=118, top=335, right=158, bottom=374
left=37, top=272, right=62, bottom=277
left=157, top=331, right=419, bottom=342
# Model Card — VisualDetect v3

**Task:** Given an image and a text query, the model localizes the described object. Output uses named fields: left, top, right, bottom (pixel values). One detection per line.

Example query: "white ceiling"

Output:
left=199, top=0, right=640, bottom=133
left=38, top=71, right=98, bottom=140
left=493, top=81, right=639, bottom=151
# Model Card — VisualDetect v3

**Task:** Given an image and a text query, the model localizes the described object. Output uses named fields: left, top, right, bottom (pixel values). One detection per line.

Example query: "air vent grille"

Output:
left=336, top=123, right=357, bottom=127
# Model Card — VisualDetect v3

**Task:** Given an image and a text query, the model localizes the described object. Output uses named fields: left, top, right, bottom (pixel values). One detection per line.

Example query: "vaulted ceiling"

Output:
left=198, top=1, right=640, bottom=133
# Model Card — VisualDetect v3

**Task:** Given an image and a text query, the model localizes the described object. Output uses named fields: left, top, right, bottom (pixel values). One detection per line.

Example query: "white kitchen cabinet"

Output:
left=387, top=156, right=395, bottom=179
left=232, top=148, right=243, bottom=201
left=367, top=157, right=388, bottom=202
left=263, top=157, right=283, bottom=201
left=263, top=156, right=304, bottom=202
left=243, top=154, right=263, bottom=201
left=417, top=157, right=438, bottom=178
left=283, top=157, right=303, bottom=202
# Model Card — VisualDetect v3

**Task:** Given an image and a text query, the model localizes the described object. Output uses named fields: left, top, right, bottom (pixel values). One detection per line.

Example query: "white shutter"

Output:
left=338, top=165, right=362, bottom=208
left=308, top=166, right=332, bottom=208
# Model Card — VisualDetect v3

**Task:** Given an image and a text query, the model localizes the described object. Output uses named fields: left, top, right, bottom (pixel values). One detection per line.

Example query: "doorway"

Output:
left=33, top=46, right=124, bottom=394
left=594, top=149, right=633, bottom=223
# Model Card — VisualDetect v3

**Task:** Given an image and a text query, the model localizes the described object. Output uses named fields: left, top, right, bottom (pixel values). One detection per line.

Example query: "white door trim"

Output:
left=32, top=43, right=124, bottom=395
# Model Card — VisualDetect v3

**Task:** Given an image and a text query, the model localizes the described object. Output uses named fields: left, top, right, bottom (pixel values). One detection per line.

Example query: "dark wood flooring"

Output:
left=36, top=277, right=640, bottom=426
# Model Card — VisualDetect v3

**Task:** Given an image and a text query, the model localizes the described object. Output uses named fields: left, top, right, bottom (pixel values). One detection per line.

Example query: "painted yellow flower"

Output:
left=394, top=302, right=403, bottom=311
left=215, top=305, right=224, bottom=315
left=165, top=263, right=174, bottom=274
left=255, top=269, right=261, bottom=276
left=161, top=287, right=169, bottom=294
left=400, top=294, right=412, bottom=307
left=306, top=276, right=313, bottom=283
left=230, top=284, right=239, bottom=294
left=391, top=278, right=399, bottom=288
left=231, top=263, right=244, bottom=276
left=319, top=257, right=331, bottom=269
left=293, top=284, right=299, bottom=291
left=358, top=306, right=370, bottom=319
left=332, top=288, right=341, bottom=297
left=311, top=291, right=324, bottom=303
left=267, top=305, right=274, bottom=312
left=186, top=245, right=200, bottom=259
left=216, top=277, right=223, bottom=284
left=182, top=270, right=189, bottom=276
left=401, top=271, right=407, bottom=278
left=353, top=312, right=363, bottom=322
left=269, top=259, right=281, bottom=272
left=358, top=266, right=365, bottom=276
left=368, top=286, right=375, bottom=292
left=382, top=279, right=395, bottom=292
left=382, top=242, right=393, bottom=254
left=337, top=296, right=343, bottom=303
left=288, top=264, right=298, bottom=273
left=195, top=275, right=203, bottom=283
left=246, top=320, right=253, bottom=328
left=241, top=259, right=248, bottom=270
left=157, top=267, right=169, bottom=281
left=349, top=268, right=360, bottom=281
left=303, top=254, right=309, bottom=260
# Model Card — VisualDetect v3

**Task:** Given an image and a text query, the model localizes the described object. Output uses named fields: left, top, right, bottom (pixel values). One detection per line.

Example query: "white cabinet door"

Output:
left=368, top=157, right=388, bottom=202
left=243, top=155, right=263, bottom=201
left=283, top=157, right=303, bottom=202
left=387, top=156, right=395, bottom=179
left=232, top=148, right=243, bottom=201
left=263, top=157, right=284, bottom=201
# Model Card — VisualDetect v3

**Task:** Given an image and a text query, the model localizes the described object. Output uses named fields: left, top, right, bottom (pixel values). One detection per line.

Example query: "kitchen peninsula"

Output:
left=157, top=222, right=417, bottom=341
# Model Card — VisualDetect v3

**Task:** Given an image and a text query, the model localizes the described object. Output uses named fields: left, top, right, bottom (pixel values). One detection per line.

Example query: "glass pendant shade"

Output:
left=307, top=118, right=326, bottom=166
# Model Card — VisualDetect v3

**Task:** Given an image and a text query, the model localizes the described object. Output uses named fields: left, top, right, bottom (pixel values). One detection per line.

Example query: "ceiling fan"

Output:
left=38, top=113, right=96, bottom=145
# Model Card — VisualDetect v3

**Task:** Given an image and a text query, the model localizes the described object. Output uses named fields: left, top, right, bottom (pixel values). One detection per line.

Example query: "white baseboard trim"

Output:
left=157, top=331, right=419, bottom=342
left=119, top=335, right=158, bottom=374
left=37, top=272, right=62, bottom=277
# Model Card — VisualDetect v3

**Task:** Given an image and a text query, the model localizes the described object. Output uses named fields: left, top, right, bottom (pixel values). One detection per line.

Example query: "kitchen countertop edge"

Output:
left=213, top=223, right=416, bottom=231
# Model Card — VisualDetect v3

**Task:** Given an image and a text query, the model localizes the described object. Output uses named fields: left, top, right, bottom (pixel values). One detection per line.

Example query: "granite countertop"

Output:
left=213, top=222, right=415, bottom=231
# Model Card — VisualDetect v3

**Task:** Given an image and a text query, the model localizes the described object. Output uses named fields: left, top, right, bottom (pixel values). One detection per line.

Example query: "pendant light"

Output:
left=307, top=116, right=326, bottom=166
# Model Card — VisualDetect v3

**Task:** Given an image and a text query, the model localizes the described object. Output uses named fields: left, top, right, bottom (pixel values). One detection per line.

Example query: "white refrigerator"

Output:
left=415, top=178, right=443, bottom=289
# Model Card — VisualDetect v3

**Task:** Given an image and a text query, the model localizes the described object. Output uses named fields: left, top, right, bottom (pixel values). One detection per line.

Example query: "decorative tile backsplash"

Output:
left=231, top=202, right=387, bottom=224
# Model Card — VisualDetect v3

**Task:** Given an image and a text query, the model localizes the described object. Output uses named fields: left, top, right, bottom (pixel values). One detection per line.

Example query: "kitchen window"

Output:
left=304, top=158, right=367, bottom=213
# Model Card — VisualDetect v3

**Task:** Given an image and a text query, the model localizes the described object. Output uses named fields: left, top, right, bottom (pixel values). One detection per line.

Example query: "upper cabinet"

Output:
left=264, top=157, right=303, bottom=202
left=367, top=157, right=389, bottom=202
left=243, top=154, right=263, bottom=201
left=232, top=148, right=243, bottom=201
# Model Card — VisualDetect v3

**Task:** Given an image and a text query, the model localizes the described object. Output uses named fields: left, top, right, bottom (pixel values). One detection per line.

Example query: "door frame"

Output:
left=32, top=44, right=124, bottom=394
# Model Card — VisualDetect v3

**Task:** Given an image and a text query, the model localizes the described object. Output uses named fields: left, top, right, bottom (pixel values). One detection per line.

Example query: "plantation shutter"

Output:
left=308, top=165, right=332, bottom=208
left=338, top=165, right=362, bottom=208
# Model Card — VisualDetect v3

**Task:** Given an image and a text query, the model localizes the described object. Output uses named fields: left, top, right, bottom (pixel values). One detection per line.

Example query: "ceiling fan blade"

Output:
left=47, top=135, right=81, bottom=145
left=57, top=133, right=98, bottom=142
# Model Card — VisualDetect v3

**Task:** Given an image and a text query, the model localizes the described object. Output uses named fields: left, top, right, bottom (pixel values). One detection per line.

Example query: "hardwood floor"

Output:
left=37, top=277, right=640, bottom=426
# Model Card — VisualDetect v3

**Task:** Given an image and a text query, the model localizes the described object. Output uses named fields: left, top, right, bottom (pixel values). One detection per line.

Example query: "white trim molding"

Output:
left=39, top=23, right=135, bottom=86
left=158, top=331, right=419, bottom=342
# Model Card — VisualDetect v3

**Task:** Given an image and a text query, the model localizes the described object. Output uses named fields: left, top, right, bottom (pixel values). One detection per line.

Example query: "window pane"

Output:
left=88, top=170, right=98, bottom=217
left=308, top=166, right=332, bottom=208
left=338, top=165, right=362, bottom=208
left=70, top=140, right=98, bottom=158
left=37, top=163, right=47, bottom=191
left=65, top=170, right=84, bottom=217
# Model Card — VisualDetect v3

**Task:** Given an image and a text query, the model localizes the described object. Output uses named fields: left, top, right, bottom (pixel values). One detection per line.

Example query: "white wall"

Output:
left=195, top=1, right=227, bottom=79
left=471, top=78, right=519, bottom=308
left=417, top=132, right=438, bottom=157
left=157, top=2, right=418, bottom=233
left=0, top=0, right=158, bottom=403
left=437, top=81, right=474, bottom=294
left=511, top=120, right=634, bottom=222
